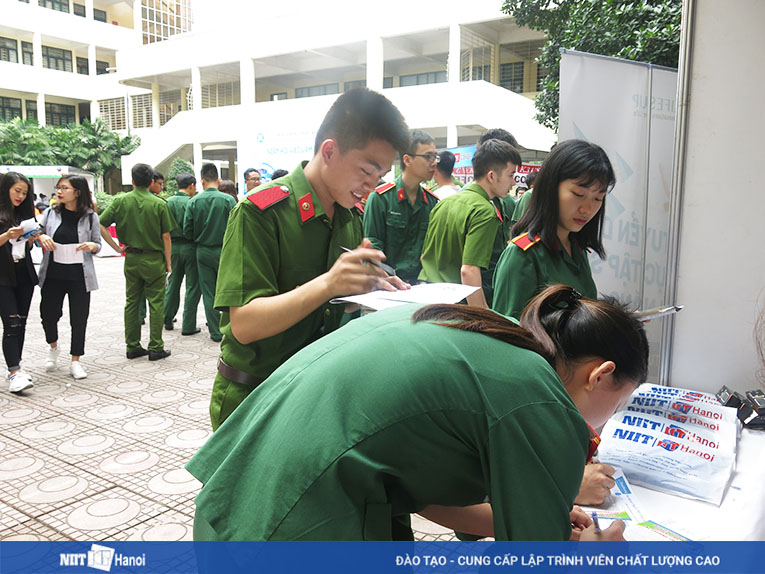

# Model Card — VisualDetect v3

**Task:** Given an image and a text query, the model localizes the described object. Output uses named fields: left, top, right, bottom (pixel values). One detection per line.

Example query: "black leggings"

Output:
left=0, top=265, right=36, bottom=371
left=40, top=278, right=91, bottom=357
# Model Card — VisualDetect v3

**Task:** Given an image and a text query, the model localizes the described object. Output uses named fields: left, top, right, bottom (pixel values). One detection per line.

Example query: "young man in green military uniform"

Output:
left=138, top=170, right=166, bottom=324
left=362, top=129, right=439, bottom=283
left=163, top=172, right=201, bottom=334
left=209, top=88, right=411, bottom=430
left=99, top=163, right=175, bottom=360
left=183, top=164, right=236, bottom=343
left=419, top=139, right=521, bottom=308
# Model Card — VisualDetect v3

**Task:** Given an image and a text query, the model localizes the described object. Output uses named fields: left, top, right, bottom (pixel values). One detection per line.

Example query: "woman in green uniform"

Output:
left=187, top=284, right=647, bottom=541
left=492, top=140, right=614, bottom=320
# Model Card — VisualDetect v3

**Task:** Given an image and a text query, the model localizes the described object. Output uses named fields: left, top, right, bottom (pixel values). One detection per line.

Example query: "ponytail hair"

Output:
left=412, top=284, right=649, bottom=387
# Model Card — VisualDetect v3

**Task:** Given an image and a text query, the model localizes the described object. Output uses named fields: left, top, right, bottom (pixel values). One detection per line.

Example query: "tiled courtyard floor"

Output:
left=0, top=256, right=454, bottom=541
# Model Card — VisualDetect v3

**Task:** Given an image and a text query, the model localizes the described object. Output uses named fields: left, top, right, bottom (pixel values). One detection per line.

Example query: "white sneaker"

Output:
left=69, top=362, right=87, bottom=380
left=45, top=346, right=60, bottom=372
left=8, top=371, right=33, bottom=393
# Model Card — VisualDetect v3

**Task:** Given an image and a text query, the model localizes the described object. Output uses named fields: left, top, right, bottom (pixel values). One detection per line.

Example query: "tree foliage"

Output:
left=165, top=157, right=195, bottom=195
left=0, top=118, right=140, bottom=182
left=502, top=0, right=682, bottom=129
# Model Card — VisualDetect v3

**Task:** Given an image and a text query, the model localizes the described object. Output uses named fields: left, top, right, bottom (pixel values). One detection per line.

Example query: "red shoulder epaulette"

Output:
left=587, top=424, right=601, bottom=463
left=246, top=185, right=290, bottom=210
left=511, top=232, right=541, bottom=251
left=423, top=185, right=439, bottom=200
left=353, top=202, right=365, bottom=215
left=375, top=182, right=395, bottom=195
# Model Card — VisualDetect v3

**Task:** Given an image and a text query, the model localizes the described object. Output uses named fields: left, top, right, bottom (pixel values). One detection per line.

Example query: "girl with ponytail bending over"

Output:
left=187, top=285, right=648, bottom=542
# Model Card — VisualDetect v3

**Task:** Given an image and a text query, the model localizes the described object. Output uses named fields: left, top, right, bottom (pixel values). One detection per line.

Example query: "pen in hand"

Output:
left=341, top=246, right=396, bottom=277
left=591, top=511, right=601, bottom=533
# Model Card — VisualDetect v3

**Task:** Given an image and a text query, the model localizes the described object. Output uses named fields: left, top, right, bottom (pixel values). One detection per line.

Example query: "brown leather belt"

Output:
left=217, top=357, right=266, bottom=388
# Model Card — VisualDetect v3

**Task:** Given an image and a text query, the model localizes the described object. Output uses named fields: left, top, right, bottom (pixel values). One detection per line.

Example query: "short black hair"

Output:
left=436, top=150, right=455, bottom=177
left=314, top=88, right=410, bottom=156
left=472, top=139, right=522, bottom=180
left=243, top=168, right=258, bottom=180
left=132, top=163, right=154, bottom=188
left=526, top=171, right=538, bottom=188
left=401, top=129, right=435, bottom=171
left=153, top=171, right=164, bottom=182
left=176, top=173, right=196, bottom=189
left=201, top=163, right=219, bottom=183
left=478, top=128, right=519, bottom=149
left=271, top=169, right=289, bottom=180
left=512, top=139, right=615, bottom=259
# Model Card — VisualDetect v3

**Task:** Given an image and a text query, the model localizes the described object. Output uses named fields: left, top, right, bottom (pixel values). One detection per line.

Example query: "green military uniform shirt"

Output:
left=183, top=188, right=237, bottom=247
left=492, top=233, right=597, bottom=319
left=363, top=176, right=439, bottom=283
left=187, top=304, right=589, bottom=541
left=210, top=163, right=362, bottom=428
left=167, top=191, right=192, bottom=244
left=511, top=188, right=533, bottom=226
left=496, top=195, right=516, bottom=239
left=419, top=183, right=507, bottom=305
left=99, top=187, right=176, bottom=250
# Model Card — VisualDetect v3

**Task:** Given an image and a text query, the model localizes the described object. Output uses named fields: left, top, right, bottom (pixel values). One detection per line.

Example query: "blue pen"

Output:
left=591, top=511, right=601, bottom=533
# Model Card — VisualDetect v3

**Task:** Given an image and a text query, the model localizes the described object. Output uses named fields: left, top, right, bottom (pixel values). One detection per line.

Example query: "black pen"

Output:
left=341, top=246, right=396, bottom=277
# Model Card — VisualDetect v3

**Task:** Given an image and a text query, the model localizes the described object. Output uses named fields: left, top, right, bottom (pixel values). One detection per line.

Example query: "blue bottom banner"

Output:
left=0, top=541, right=763, bottom=574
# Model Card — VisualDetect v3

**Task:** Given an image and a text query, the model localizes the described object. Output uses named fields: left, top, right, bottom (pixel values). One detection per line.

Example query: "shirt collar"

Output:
left=462, top=182, right=490, bottom=202
left=395, top=175, right=430, bottom=204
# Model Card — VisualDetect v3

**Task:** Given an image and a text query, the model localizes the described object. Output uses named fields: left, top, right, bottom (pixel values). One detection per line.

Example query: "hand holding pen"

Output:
left=325, top=239, right=409, bottom=297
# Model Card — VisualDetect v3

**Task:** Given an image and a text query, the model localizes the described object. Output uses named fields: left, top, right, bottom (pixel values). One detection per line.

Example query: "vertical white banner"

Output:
left=559, top=51, right=677, bottom=384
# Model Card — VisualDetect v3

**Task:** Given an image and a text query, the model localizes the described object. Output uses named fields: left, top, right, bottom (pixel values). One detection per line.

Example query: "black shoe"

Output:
left=210, top=335, right=222, bottom=343
left=148, top=349, right=171, bottom=361
left=126, top=348, right=149, bottom=359
left=164, top=323, right=174, bottom=331
left=173, top=318, right=177, bottom=323
left=141, top=319, right=146, bottom=325
left=181, top=328, right=201, bottom=336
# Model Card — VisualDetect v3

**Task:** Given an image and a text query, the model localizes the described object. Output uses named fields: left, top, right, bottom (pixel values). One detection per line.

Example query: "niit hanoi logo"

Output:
left=59, top=544, right=146, bottom=571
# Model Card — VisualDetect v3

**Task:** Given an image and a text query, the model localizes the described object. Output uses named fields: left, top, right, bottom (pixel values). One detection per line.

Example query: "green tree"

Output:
left=502, top=0, right=682, bottom=129
left=0, top=118, right=56, bottom=165
left=165, top=157, right=195, bottom=195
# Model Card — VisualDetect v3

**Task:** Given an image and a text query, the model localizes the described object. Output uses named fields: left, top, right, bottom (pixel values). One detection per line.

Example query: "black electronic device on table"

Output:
left=717, top=385, right=765, bottom=428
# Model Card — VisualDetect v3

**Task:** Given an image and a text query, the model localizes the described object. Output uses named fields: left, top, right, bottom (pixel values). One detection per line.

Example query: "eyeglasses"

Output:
left=55, top=186, right=73, bottom=191
left=245, top=177, right=260, bottom=182
left=408, top=153, right=440, bottom=164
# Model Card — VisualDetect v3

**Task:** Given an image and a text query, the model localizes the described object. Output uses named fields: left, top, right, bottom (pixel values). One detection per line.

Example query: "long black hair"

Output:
left=54, top=175, right=93, bottom=217
left=512, top=140, right=615, bottom=259
left=412, top=284, right=648, bottom=388
left=0, top=172, right=34, bottom=228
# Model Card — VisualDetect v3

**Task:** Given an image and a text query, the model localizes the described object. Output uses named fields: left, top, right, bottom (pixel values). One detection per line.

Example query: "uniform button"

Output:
left=324, top=308, right=331, bottom=316
left=301, top=202, right=311, bottom=211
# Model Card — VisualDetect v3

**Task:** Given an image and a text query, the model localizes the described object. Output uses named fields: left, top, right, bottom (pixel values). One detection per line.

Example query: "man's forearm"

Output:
left=461, top=264, right=488, bottom=308
left=162, top=233, right=172, bottom=271
left=99, top=225, right=122, bottom=252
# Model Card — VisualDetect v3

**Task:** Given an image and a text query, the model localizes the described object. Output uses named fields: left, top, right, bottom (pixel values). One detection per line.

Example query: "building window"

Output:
left=39, top=0, right=70, bottom=13
left=536, top=63, right=547, bottom=91
left=98, top=97, right=125, bottom=130
left=270, top=92, right=287, bottom=101
left=22, top=41, right=33, bottom=65
left=45, top=102, right=76, bottom=126
left=344, top=80, right=366, bottom=92
left=18, top=0, right=30, bottom=3
left=94, top=8, right=107, bottom=22
left=201, top=81, right=241, bottom=108
left=73, top=3, right=85, bottom=16
left=76, top=56, right=89, bottom=75
left=131, top=93, right=153, bottom=128
left=500, top=61, right=525, bottom=93
left=96, top=60, right=109, bottom=75
left=470, top=65, right=492, bottom=81
left=383, top=77, right=393, bottom=89
left=0, top=97, right=23, bottom=121
left=42, top=46, right=73, bottom=72
left=26, top=100, right=37, bottom=121
left=159, top=89, right=181, bottom=126
left=399, top=71, right=447, bottom=87
left=142, top=0, right=192, bottom=44
left=295, top=83, right=339, bottom=98
left=0, top=37, right=19, bottom=64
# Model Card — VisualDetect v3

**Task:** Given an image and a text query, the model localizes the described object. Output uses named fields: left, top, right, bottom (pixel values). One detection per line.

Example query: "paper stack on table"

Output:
left=330, top=283, right=479, bottom=311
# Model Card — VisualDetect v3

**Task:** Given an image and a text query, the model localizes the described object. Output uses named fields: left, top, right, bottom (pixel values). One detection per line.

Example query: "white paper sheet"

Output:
left=330, top=283, right=479, bottom=311
left=52, top=243, right=84, bottom=264
left=17, top=217, right=41, bottom=234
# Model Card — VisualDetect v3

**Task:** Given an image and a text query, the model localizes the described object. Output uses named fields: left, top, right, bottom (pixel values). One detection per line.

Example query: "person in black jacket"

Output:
left=0, top=172, right=39, bottom=393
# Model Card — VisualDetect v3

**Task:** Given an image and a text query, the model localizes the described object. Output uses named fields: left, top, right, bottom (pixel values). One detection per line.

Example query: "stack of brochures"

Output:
left=597, top=384, right=739, bottom=505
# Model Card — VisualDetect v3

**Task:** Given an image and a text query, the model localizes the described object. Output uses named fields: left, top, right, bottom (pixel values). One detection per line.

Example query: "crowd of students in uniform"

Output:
left=1, top=87, right=646, bottom=542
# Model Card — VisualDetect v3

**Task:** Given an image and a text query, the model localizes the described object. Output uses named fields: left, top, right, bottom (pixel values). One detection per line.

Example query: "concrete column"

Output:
left=227, top=151, right=237, bottom=182
left=240, top=57, right=256, bottom=104
left=448, top=23, right=461, bottom=84
left=68, top=0, right=74, bottom=15
left=151, top=82, right=160, bottom=128
left=191, top=66, right=202, bottom=110
left=366, top=36, right=384, bottom=91
left=85, top=0, right=93, bottom=19
left=193, top=142, right=203, bottom=182
left=90, top=100, right=100, bottom=122
left=446, top=125, right=458, bottom=148
left=133, top=0, right=143, bottom=40
left=33, top=31, right=42, bottom=70
left=181, top=88, right=189, bottom=111
left=87, top=43, right=96, bottom=76
left=37, top=93, right=46, bottom=126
